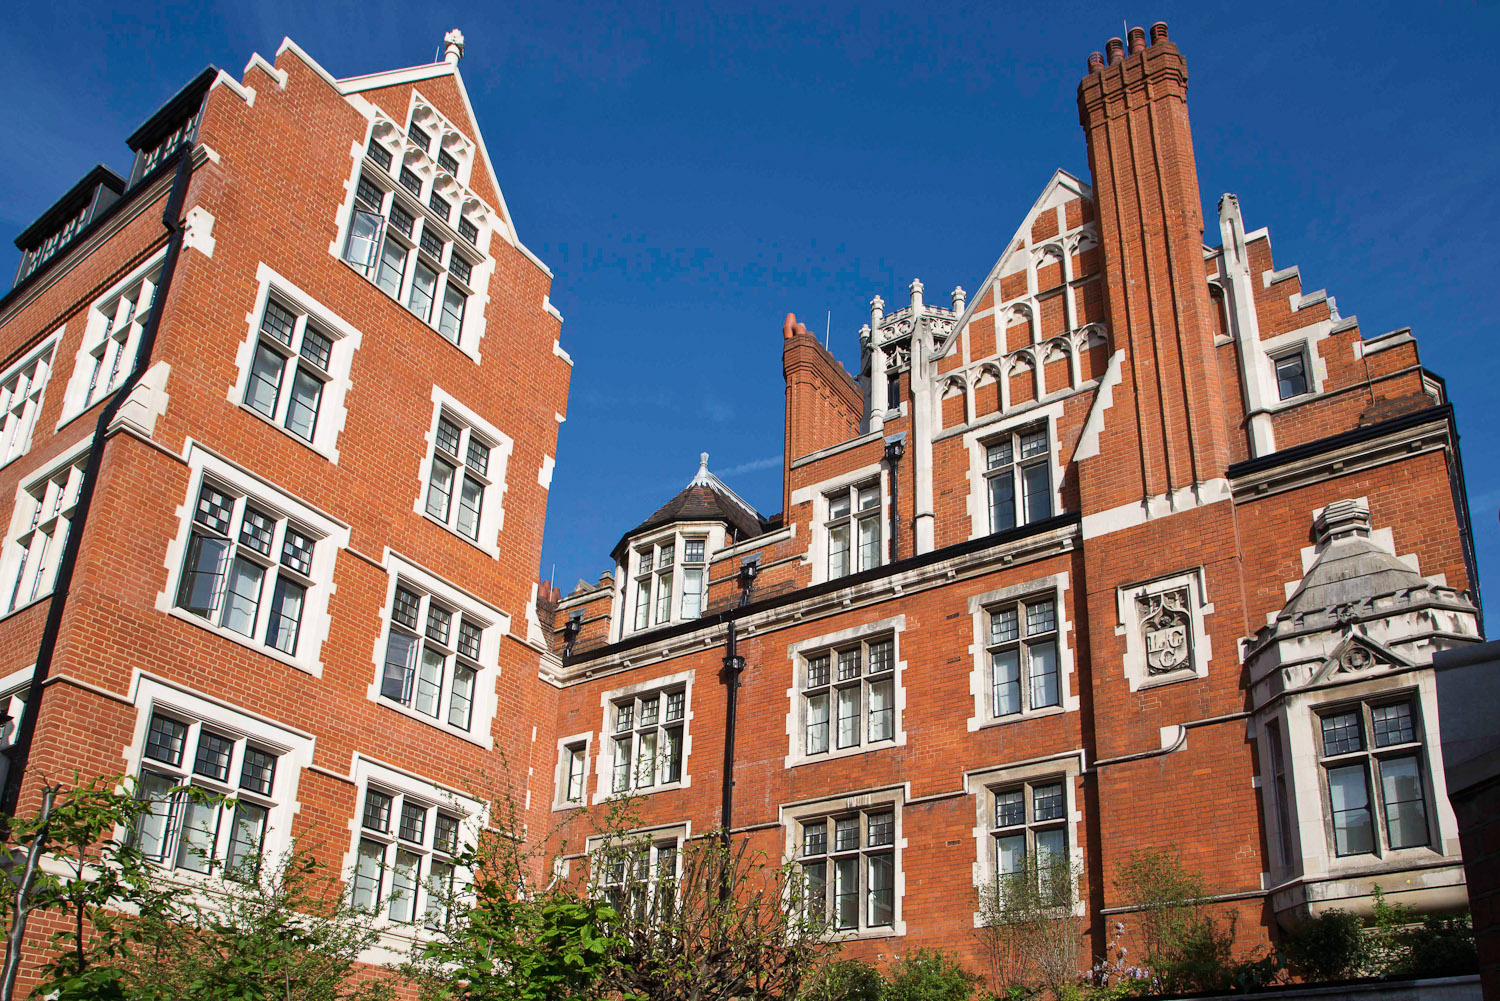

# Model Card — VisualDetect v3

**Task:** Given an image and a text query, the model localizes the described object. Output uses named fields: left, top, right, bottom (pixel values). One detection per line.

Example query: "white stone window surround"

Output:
left=790, top=460, right=890, bottom=587
left=780, top=785, right=908, bottom=940
left=228, top=263, right=362, bottom=463
left=0, top=665, right=32, bottom=752
left=0, top=435, right=91, bottom=621
left=783, top=615, right=908, bottom=768
left=1115, top=567, right=1215, bottom=692
left=57, top=250, right=168, bottom=431
left=966, top=572, right=1078, bottom=731
left=155, top=444, right=350, bottom=677
left=592, top=668, right=695, bottom=805
left=364, top=550, right=506, bottom=748
left=0, top=332, right=60, bottom=468
left=965, top=751, right=1086, bottom=925
left=1255, top=321, right=1330, bottom=415
left=618, top=522, right=726, bottom=639
left=326, top=105, right=495, bottom=365
left=960, top=401, right=1066, bottom=542
left=340, top=755, right=485, bottom=940
left=552, top=730, right=593, bottom=810
left=1269, top=672, right=1460, bottom=885
left=119, top=674, right=316, bottom=873
left=587, top=820, right=689, bottom=890
left=412, top=386, right=513, bottom=558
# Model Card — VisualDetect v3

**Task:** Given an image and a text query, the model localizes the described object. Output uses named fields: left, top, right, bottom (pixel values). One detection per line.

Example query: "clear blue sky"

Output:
left=2, top=1, right=1495, bottom=605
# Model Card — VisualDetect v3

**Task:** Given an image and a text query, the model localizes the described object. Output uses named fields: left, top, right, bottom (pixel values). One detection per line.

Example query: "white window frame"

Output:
left=1257, top=324, right=1329, bottom=414
left=966, top=573, right=1078, bottom=730
left=156, top=445, right=349, bottom=677
left=966, top=753, right=1086, bottom=923
left=413, top=387, right=512, bottom=558
left=594, top=670, right=694, bottom=804
left=366, top=552, right=505, bottom=748
left=782, top=788, right=906, bottom=940
left=0, top=440, right=90, bottom=618
left=981, top=423, right=1053, bottom=534
left=553, top=731, right=593, bottom=810
left=0, top=666, right=32, bottom=755
left=0, top=334, right=58, bottom=468
left=121, top=675, right=314, bottom=879
left=343, top=757, right=483, bottom=934
left=590, top=823, right=686, bottom=915
left=1115, top=568, right=1214, bottom=692
left=1272, top=348, right=1311, bottom=401
left=230, top=264, right=361, bottom=463
left=328, top=107, right=495, bottom=364
left=791, top=461, right=888, bottom=587
left=623, top=526, right=721, bottom=635
left=960, top=403, right=1065, bottom=541
left=58, top=251, right=166, bottom=429
left=784, top=616, right=907, bottom=767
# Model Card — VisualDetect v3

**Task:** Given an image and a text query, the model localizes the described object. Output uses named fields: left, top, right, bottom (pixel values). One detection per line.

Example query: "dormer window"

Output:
left=437, top=149, right=459, bottom=175
left=826, top=482, right=880, bottom=579
left=628, top=534, right=711, bottom=632
left=407, top=123, right=433, bottom=153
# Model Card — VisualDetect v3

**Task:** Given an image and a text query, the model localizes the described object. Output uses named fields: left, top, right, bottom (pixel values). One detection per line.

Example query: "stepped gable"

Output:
left=609, top=453, right=767, bottom=562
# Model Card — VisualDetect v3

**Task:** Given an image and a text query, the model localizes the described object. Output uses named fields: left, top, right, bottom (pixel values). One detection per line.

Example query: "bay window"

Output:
left=1318, top=697, right=1431, bottom=857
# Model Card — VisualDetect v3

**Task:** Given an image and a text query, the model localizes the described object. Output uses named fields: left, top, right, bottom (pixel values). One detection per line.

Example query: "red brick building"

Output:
left=549, top=23, right=1484, bottom=968
left=0, top=30, right=570, bottom=976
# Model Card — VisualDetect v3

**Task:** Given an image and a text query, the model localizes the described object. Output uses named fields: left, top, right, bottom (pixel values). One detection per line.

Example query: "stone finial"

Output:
left=444, top=28, right=466, bottom=64
left=1106, top=37, right=1125, bottom=64
left=870, top=295, right=886, bottom=324
left=692, top=452, right=711, bottom=485
left=1127, top=26, right=1146, bottom=53
left=951, top=286, right=967, bottom=312
left=1150, top=21, right=1169, bottom=44
left=859, top=323, right=872, bottom=345
left=1314, top=498, right=1372, bottom=545
left=908, top=279, right=924, bottom=313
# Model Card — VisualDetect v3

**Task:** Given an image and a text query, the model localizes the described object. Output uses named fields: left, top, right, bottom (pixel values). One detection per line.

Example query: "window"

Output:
left=174, top=481, right=317, bottom=657
left=352, top=785, right=466, bottom=926
left=610, top=687, right=685, bottom=793
left=801, top=637, right=896, bottom=756
left=424, top=411, right=494, bottom=543
left=131, top=711, right=281, bottom=878
left=560, top=742, right=587, bottom=805
left=826, top=482, right=880, bottom=579
left=341, top=163, right=477, bottom=350
left=799, top=808, right=895, bottom=933
left=5, top=454, right=86, bottom=613
left=0, top=343, right=54, bottom=467
left=1318, top=697, right=1430, bottom=857
left=597, top=836, right=679, bottom=915
left=1266, top=720, right=1295, bottom=866
left=79, top=261, right=162, bottom=413
left=243, top=296, right=335, bottom=443
left=990, top=779, right=1069, bottom=905
left=985, top=426, right=1051, bottom=533
left=985, top=596, right=1060, bottom=718
left=378, top=581, right=485, bottom=731
left=630, top=536, right=708, bottom=631
left=1275, top=351, right=1310, bottom=400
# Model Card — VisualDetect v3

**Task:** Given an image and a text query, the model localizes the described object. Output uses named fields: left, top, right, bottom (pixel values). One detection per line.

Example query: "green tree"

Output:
left=975, top=855, right=1082, bottom=999
left=800, top=958, right=885, bottom=1001
left=884, top=949, right=983, bottom=1001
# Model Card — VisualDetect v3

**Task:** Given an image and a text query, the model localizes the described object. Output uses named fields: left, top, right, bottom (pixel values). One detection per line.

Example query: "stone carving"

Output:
left=1138, top=587, right=1192, bottom=675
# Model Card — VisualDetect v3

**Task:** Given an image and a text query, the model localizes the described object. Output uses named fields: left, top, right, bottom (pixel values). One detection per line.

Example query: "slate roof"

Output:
left=610, top=454, right=767, bottom=562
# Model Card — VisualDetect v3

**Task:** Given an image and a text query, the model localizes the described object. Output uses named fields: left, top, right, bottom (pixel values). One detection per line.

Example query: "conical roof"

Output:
left=610, top=454, right=767, bottom=562
left=1281, top=499, right=1429, bottom=618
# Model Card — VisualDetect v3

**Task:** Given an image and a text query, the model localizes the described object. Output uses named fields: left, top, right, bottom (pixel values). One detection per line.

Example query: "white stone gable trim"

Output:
left=56, top=249, right=168, bottom=431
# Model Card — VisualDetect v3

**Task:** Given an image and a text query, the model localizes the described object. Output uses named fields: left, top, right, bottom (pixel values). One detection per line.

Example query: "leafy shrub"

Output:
left=1279, top=909, right=1367, bottom=982
left=1367, top=885, right=1478, bottom=978
left=801, top=958, right=886, bottom=1001
left=886, top=949, right=985, bottom=1001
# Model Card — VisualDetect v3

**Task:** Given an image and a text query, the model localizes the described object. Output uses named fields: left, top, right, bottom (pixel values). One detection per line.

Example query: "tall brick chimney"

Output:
left=1076, top=22, right=1229, bottom=510
left=782, top=313, right=862, bottom=517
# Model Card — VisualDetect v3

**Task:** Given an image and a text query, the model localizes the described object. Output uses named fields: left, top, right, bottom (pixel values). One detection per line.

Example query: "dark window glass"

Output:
left=367, top=143, right=392, bottom=169
left=392, top=587, right=421, bottom=629
left=194, top=730, right=233, bottom=781
left=260, top=298, right=296, bottom=346
left=399, top=801, right=426, bottom=843
left=434, top=813, right=460, bottom=854
left=436, top=417, right=462, bottom=457
left=436, top=149, right=459, bottom=174
left=239, top=507, right=274, bottom=556
left=145, top=714, right=188, bottom=766
left=425, top=605, right=451, bottom=645
left=300, top=327, right=332, bottom=370
left=363, top=790, right=392, bottom=832
left=1033, top=782, right=1064, bottom=822
left=355, top=175, right=383, bottom=209
left=868, top=811, right=894, bottom=847
left=194, top=484, right=234, bottom=535
left=1373, top=702, right=1416, bottom=747
left=428, top=192, right=451, bottom=221
left=1276, top=353, right=1309, bottom=400
left=996, top=789, right=1024, bottom=827
left=388, top=203, right=415, bottom=237
left=240, top=746, right=276, bottom=795
left=280, top=527, right=314, bottom=576
left=1322, top=711, right=1364, bottom=756
left=419, top=228, right=443, bottom=259
left=457, top=217, right=478, bottom=244
left=465, top=438, right=489, bottom=476
left=407, top=124, right=432, bottom=152
left=398, top=167, right=422, bottom=196
left=457, top=618, right=482, bottom=660
left=449, top=255, right=472, bottom=285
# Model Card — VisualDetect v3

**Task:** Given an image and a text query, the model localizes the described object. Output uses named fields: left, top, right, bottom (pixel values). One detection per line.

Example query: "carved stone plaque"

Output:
left=1138, top=588, right=1192, bottom=675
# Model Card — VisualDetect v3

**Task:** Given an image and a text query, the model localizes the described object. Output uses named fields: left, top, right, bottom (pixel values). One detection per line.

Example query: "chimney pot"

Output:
left=1087, top=51, right=1105, bottom=73
left=1105, top=37, right=1125, bottom=64
left=1150, top=21, right=1169, bottom=44
left=1128, top=26, right=1146, bottom=53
